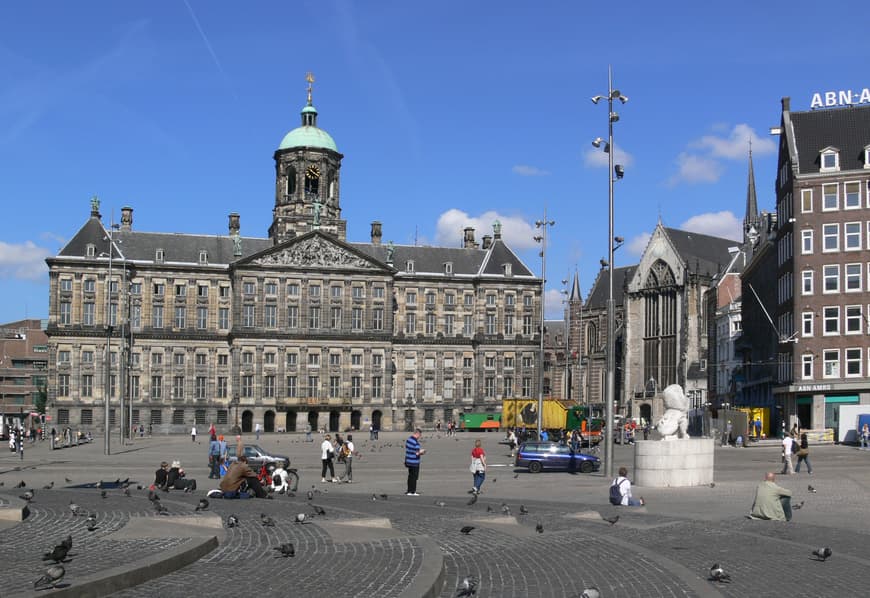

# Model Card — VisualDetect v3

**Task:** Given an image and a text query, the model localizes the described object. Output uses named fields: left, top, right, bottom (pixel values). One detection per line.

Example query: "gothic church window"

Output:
left=643, top=259, right=677, bottom=389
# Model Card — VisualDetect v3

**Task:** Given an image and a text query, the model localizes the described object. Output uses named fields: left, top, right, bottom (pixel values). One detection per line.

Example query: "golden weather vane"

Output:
left=306, top=71, right=315, bottom=105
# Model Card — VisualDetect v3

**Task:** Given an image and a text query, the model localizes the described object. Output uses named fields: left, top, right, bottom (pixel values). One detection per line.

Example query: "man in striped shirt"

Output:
left=405, top=428, right=426, bottom=496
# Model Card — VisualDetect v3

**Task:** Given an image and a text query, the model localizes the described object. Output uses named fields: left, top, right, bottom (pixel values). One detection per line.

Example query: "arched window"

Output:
left=643, top=260, right=677, bottom=388
left=286, top=166, right=296, bottom=196
left=586, top=323, right=597, bottom=354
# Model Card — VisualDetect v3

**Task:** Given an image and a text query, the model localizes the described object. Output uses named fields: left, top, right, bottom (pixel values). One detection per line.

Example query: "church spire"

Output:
left=743, top=144, right=759, bottom=245
left=570, top=270, right=582, bottom=302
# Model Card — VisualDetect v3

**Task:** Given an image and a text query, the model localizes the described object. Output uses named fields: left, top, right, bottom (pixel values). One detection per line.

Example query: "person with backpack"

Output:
left=338, top=434, right=355, bottom=483
left=609, top=466, right=644, bottom=506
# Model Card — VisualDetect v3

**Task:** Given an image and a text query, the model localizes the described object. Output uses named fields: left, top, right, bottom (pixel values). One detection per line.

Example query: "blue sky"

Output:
left=2, top=0, right=869, bottom=322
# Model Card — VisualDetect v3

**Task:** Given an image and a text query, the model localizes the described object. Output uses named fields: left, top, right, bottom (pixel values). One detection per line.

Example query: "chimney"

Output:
left=782, top=96, right=790, bottom=112
left=120, top=206, right=133, bottom=231
left=482, top=235, right=492, bottom=250
left=228, top=213, right=240, bottom=236
left=371, top=221, right=382, bottom=245
left=463, top=227, right=478, bottom=249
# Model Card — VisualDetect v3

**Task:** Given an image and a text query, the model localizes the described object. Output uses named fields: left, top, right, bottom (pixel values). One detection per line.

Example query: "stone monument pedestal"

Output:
left=634, top=438, right=714, bottom=488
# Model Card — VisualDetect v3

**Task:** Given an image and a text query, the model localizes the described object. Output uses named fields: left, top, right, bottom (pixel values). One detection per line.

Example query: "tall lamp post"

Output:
left=592, top=66, right=628, bottom=478
left=561, top=279, right=571, bottom=403
left=534, top=212, right=555, bottom=438
left=103, top=220, right=120, bottom=456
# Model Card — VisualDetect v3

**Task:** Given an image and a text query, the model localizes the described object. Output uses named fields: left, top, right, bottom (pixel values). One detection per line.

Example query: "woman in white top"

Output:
left=320, top=435, right=338, bottom=483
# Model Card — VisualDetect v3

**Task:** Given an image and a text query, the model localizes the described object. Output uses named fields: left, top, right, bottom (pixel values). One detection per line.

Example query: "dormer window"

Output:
left=406, top=260, right=415, bottom=273
left=503, top=263, right=512, bottom=277
left=199, top=250, right=208, bottom=265
left=155, top=248, right=164, bottom=263
left=820, top=146, right=840, bottom=172
left=864, top=145, right=870, bottom=168
left=85, top=243, right=95, bottom=257
left=444, top=262, right=453, bottom=275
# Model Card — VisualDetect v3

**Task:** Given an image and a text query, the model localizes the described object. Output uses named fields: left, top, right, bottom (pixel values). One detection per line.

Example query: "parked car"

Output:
left=225, top=444, right=290, bottom=470
left=514, top=441, right=601, bottom=474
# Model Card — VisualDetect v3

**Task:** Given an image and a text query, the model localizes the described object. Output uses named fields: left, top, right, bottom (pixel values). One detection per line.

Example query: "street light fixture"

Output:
left=591, top=66, right=628, bottom=478
left=534, top=211, right=555, bottom=438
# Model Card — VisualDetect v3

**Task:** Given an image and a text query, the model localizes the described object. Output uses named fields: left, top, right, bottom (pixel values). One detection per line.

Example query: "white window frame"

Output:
left=822, top=183, right=839, bottom=211
left=801, top=270, right=813, bottom=295
left=845, top=348, right=862, bottom=377
left=801, top=354, right=814, bottom=380
left=801, top=229, right=813, bottom=254
left=865, top=146, right=870, bottom=170
left=845, top=181, right=861, bottom=209
left=801, top=189, right=813, bottom=213
left=845, top=305, right=862, bottom=334
left=845, top=263, right=862, bottom=292
left=823, top=349, right=840, bottom=378
left=823, top=265, right=839, bottom=293
left=820, top=149, right=839, bottom=172
left=822, top=223, right=839, bottom=252
left=802, top=311, right=814, bottom=337
left=845, top=222, right=862, bottom=250
left=823, top=306, right=840, bottom=335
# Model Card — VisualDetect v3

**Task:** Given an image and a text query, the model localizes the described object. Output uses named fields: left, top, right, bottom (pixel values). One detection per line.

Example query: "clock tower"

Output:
left=269, top=73, right=346, bottom=244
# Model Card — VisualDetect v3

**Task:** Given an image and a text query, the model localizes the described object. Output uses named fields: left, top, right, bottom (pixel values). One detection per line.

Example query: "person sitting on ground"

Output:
left=270, top=463, right=290, bottom=494
left=154, top=461, right=170, bottom=490
left=610, top=466, right=645, bottom=506
left=219, top=455, right=268, bottom=498
left=166, top=460, right=197, bottom=491
left=749, top=472, right=792, bottom=521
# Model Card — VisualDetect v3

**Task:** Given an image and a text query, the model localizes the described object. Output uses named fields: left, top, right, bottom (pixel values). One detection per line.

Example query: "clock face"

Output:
left=306, top=165, right=321, bottom=179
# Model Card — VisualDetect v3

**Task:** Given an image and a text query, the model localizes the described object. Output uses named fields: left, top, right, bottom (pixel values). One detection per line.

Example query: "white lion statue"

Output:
left=655, top=384, right=690, bottom=440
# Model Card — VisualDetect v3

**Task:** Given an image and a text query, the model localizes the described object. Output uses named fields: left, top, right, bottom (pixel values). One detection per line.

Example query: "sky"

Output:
left=2, top=0, right=869, bottom=323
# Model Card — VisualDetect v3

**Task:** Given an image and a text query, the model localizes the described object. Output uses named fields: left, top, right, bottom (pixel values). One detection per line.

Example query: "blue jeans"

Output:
left=473, top=471, right=485, bottom=492
left=795, top=455, right=812, bottom=474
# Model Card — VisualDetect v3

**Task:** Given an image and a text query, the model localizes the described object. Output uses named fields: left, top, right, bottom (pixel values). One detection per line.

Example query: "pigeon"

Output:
left=100, top=490, right=108, bottom=499
left=16, top=480, right=26, bottom=488
left=43, top=481, right=54, bottom=490
left=65, top=477, right=73, bottom=483
left=456, top=575, right=478, bottom=596
left=434, top=500, right=448, bottom=507
left=792, top=500, right=805, bottom=510
left=260, top=513, right=276, bottom=527
left=513, top=473, right=519, bottom=479
left=34, top=564, right=66, bottom=589
left=709, top=563, right=731, bottom=583
left=378, top=493, right=388, bottom=500
left=519, top=504, right=529, bottom=515
left=226, top=514, right=240, bottom=528
left=501, top=503, right=511, bottom=516
left=371, top=494, right=379, bottom=501
left=274, top=542, right=295, bottom=557
left=467, top=493, right=478, bottom=506
left=195, top=498, right=209, bottom=511
left=579, top=587, right=601, bottom=598
left=59, top=535, right=73, bottom=551
left=86, top=514, right=98, bottom=531
left=42, top=544, right=70, bottom=563
left=307, top=489, right=315, bottom=501
left=486, top=505, right=494, bottom=513
left=808, top=485, right=817, bottom=493
left=294, top=513, right=307, bottom=524
left=460, top=526, right=475, bottom=535
left=137, top=484, right=144, bottom=490
left=602, top=514, right=620, bottom=526
left=69, top=501, right=82, bottom=517
left=709, top=482, right=716, bottom=488
left=535, top=521, right=544, bottom=533
left=20, top=490, right=34, bottom=501
left=491, top=478, right=496, bottom=484
left=311, top=505, right=326, bottom=516
left=812, top=547, right=832, bottom=561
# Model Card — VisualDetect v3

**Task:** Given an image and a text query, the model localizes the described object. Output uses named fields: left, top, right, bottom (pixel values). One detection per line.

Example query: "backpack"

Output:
left=609, top=479, right=626, bottom=505
left=790, top=438, right=799, bottom=454
left=341, top=444, right=351, bottom=458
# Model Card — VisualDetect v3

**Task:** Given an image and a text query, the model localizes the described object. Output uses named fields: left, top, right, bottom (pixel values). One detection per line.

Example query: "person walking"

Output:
left=207, top=434, right=221, bottom=479
left=507, top=428, right=518, bottom=458
left=404, top=428, right=426, bottom=496
left=749, top=472, right=793, bottom=521
left=339, top=434, right=355, bottom=483
left=754, top=417, right=763, bottom=439
left=794, top=433, right=813, bottom=475
left=781, top=433, right=795, bottom=475
left=191, top=426, right=197, bottom=443
left=861, top=423, right=870, bottom=450
left=218, top=434, right=228, bottom=477
left=320, top=434, right=338, bottom=483
left=610, top=466, right=644, bottom=506
left=469, top=439, right=487, bottom=494
left=305, top=423, right=313, bottom=442
left=255, top=422, right=262, bottom=441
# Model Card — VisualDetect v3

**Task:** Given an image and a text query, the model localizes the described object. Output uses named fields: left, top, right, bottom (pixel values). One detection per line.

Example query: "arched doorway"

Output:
left=372, top=410, right=382, bottom=431
left=241, top=410, right=253, bottom=433
left=329, top=410, right=340, bottom=432
left=640, top=403, right=652, bottom=426
left=285, top=410, right=297, bottom=432
left=264, top=410, right=275, bottom=433
left=307, top=411, right=319, bottom=432
left=350, top=410, right=361, bottom=431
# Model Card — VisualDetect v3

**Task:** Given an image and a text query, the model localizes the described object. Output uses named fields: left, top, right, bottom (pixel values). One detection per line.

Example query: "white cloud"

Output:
left=0, top=240, right=50, bottom=281
left=667, top=152, right=724, bottom=186
left=435, top=209, right=537, bottom=250
left=627, top=232, right=651, bottom=257
left=583, top=143, right=634, bottom=169
left=512, top=164, right=550, bottom=177
left=680, top=210, right=742, bottom=241
left=691, top=123, right=776, bottom=159
left=544, top=288, right=565, bottom=319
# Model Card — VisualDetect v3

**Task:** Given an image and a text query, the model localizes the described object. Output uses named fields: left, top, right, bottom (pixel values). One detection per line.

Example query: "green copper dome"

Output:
left=278, top=104, right=338, bottom=152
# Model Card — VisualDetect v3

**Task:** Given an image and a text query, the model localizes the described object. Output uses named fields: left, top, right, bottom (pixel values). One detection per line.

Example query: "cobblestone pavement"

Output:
left=1, top=432, right=869, bottom=596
